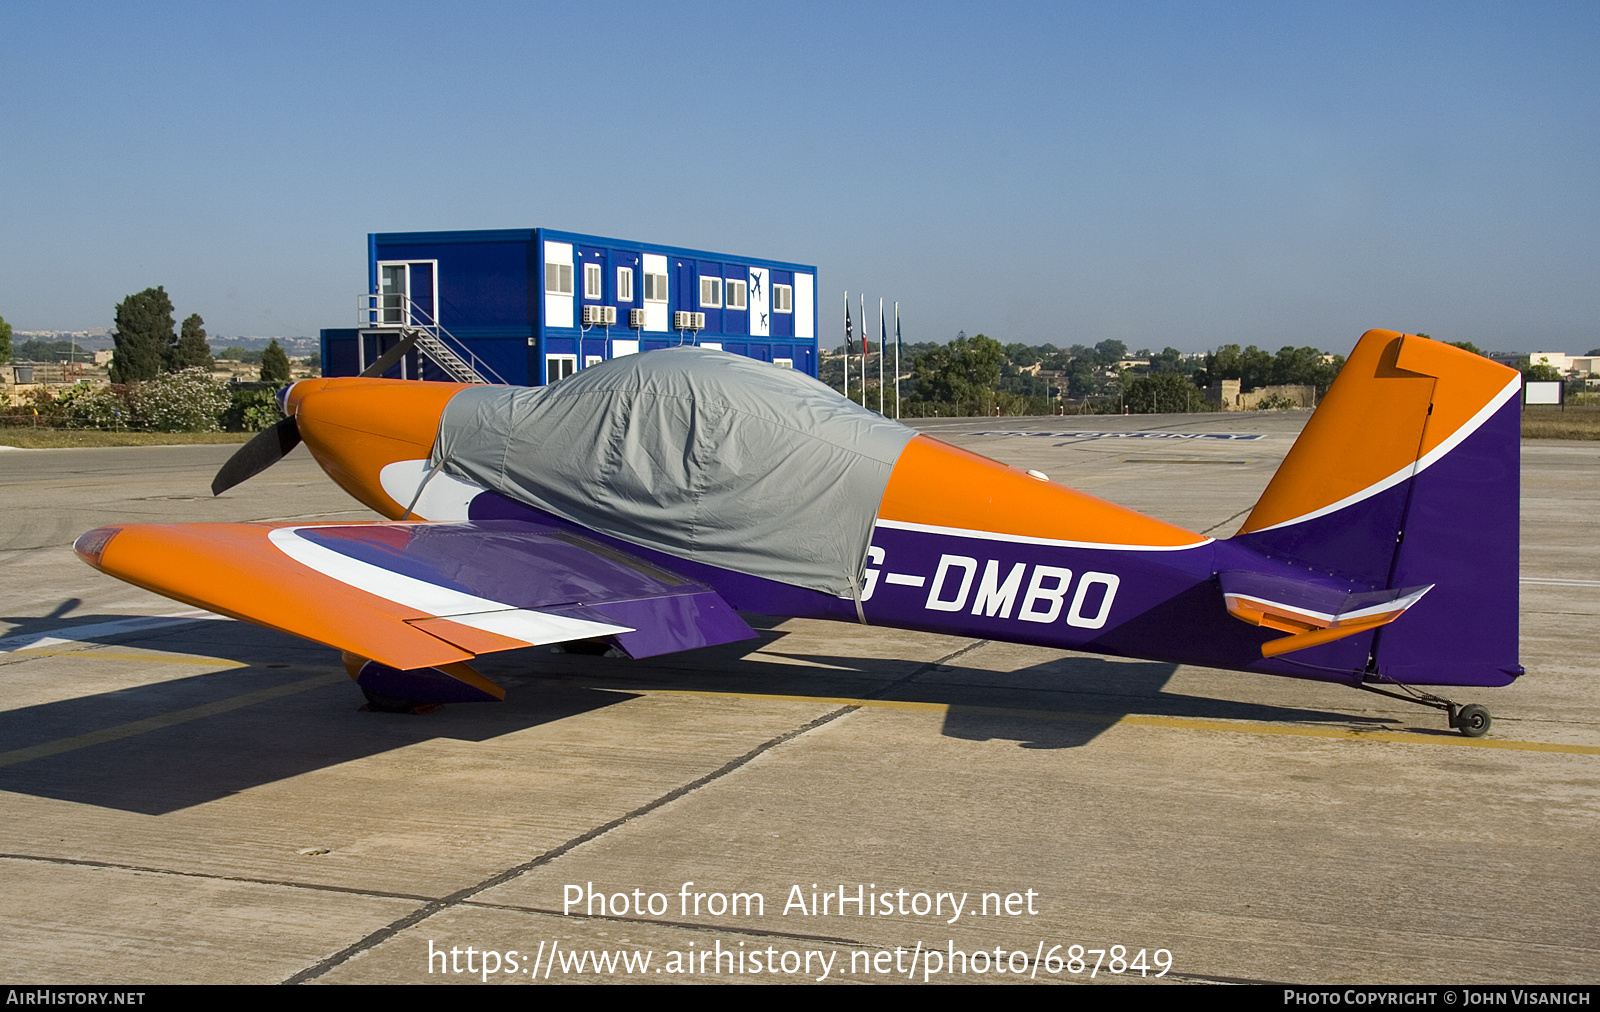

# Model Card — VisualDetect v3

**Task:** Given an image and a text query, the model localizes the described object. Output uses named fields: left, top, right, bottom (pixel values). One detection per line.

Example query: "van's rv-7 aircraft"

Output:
left=74, top=330, right=1523, bottom=736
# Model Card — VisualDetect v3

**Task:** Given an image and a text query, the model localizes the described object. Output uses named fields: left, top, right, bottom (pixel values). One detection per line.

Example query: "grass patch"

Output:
left=0, top=429, right=256, bottom=449
left=1522, top=405, right=1600, bottom=440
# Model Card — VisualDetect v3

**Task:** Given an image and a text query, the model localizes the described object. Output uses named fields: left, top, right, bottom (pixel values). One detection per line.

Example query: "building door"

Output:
left=377, top=261, right=438, bottom=326
left=379, top=264, right=407, bottom=324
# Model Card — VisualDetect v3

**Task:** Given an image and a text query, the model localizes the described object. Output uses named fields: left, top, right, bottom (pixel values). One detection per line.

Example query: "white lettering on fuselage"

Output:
left=868, top=550, right=1120, bottom=629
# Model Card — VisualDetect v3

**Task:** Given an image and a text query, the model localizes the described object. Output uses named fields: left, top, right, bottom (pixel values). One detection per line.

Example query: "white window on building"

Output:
left=616, top=267, right=634, bottom=302
left=545, top=261, right=573, bottom=295
left=726, top=278, right=748, bottom=311
left=584, top=262, right=602, bottom=300
left=774, top=357, right=794, bottom=369
left=773, top=283, right=793, bottom=314
left=644, top=272, right=668, bottom=302
left=700, top=276, right=722, bottom=308
left=546, top=354, right=577, bottom=382
left=585, top=355, right=603, bottom=368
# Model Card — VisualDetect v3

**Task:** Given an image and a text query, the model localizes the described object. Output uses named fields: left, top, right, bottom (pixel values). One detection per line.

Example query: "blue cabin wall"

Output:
left=320, top=329, right=360, bottom=378
left=331, top=227, right=819, bottom=386
left=370, top=229, right=538, bottom=385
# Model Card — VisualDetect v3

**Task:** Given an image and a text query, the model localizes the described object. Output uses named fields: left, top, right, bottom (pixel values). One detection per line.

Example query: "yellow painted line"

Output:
left=9, top=648, right=246, bottom=668
left=1114, top=713, right=1600, bottom=754
left=0, top=674, right=343, bottom=769
left=648, top=689, right=1600, bottom=755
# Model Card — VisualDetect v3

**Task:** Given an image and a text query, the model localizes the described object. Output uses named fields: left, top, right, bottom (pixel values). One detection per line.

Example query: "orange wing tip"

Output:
left=74, top=526, right=122, bottom=568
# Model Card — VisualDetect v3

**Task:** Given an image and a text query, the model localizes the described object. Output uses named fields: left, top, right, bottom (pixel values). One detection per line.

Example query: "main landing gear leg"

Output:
left=1355, top=680, right=1491, bottom=737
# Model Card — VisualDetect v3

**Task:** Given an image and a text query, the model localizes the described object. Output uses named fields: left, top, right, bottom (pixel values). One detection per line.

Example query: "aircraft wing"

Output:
left=74, top=519, right=757, bottom=672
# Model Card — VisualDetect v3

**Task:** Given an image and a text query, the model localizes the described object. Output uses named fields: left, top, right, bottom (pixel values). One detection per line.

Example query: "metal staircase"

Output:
left=357, top=294, right=506, bottom=385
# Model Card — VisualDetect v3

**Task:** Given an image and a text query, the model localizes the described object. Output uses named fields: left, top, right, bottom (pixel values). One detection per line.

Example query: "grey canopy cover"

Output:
left=433, top=347, right=918, bottom=598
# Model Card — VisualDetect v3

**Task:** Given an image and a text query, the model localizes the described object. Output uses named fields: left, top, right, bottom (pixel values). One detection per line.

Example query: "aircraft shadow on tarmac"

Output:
left=676, top=641, right=1391, bottom=752
left=0, top=608, right=1391, bottom=815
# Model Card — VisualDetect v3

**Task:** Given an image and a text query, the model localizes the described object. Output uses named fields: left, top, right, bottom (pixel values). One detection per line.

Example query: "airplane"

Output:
left=73, top=329, right=1522, bottom=736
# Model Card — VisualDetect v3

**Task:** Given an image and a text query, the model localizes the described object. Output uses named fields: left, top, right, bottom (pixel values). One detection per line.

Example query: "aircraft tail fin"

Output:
left=1232, top=330, right=1522, bottom=686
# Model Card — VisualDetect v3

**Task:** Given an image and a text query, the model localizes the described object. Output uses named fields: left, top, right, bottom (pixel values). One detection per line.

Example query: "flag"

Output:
left=845, top=299, right=853, bottom=355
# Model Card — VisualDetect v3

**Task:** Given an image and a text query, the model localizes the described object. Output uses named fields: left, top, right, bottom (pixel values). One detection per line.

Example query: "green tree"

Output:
left=259, top=339, right=291, bottom=383
left=912, top=333, right=1004, bottom=404
left=1092, top=339, right=1127, bottom=367
left=1148, top=347, right=1188, bottom=374
left=1206, top=343, right=1275, bottom=392
left=1270, top=346, right=1343, bottom=394
left=170, top=313, right=214, bottom=371
left=0, top=314, right=11, bottom=364
left=110, top=287, right=175, bottom=383
left=1123, top=372, right=1205, bottom=413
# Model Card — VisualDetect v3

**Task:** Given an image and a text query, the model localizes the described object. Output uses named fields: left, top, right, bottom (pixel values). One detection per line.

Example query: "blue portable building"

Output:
left=320, top=228, right=819, bottom=386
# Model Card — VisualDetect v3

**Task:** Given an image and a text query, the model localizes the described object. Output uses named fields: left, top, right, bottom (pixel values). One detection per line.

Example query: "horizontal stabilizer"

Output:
left=1219, top=570, right=1431, bottom=657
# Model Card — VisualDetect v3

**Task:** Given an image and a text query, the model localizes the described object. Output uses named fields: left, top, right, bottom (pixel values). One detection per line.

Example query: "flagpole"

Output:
left=878, top=298, right=885, bottom=415
left=894, top=301, right=901, bottom=420
left=842, top=290, right=849, bottom=401
left=859, top=292, right=867, bottom=406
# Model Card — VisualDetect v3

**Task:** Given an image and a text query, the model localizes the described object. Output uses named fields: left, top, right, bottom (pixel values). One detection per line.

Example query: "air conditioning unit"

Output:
left=581, top=305, right=617, bottom=326
left=629, top=308, right=647, bottom=328
left=674, top=311, right=705, bottom=331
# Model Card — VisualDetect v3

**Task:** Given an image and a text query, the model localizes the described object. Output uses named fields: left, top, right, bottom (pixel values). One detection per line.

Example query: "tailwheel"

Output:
left=1451, top=703, right=1491, bottom=738
left=1356, top=680, right=1494, bottom=737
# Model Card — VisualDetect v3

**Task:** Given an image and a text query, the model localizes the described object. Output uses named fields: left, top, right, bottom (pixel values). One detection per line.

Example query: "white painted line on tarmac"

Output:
left=0, top=610, right=228, bottom=653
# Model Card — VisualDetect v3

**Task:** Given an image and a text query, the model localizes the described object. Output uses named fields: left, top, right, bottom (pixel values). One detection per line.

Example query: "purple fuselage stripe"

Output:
left=465, top=491, right=1386, bottom=686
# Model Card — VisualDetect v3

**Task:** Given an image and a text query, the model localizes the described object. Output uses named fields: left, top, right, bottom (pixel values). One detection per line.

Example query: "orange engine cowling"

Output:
left=284, top=378, right=472, bottom=518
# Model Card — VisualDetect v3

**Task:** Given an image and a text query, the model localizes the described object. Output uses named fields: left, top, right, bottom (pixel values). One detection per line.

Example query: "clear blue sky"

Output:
left=3, top=1, right=1596, bottom=354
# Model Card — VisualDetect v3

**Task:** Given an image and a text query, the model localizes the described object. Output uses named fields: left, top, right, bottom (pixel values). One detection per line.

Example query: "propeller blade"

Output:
left=211, top=416, right=302, bottom=496
left=212, top=335, right=412, bottom=497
